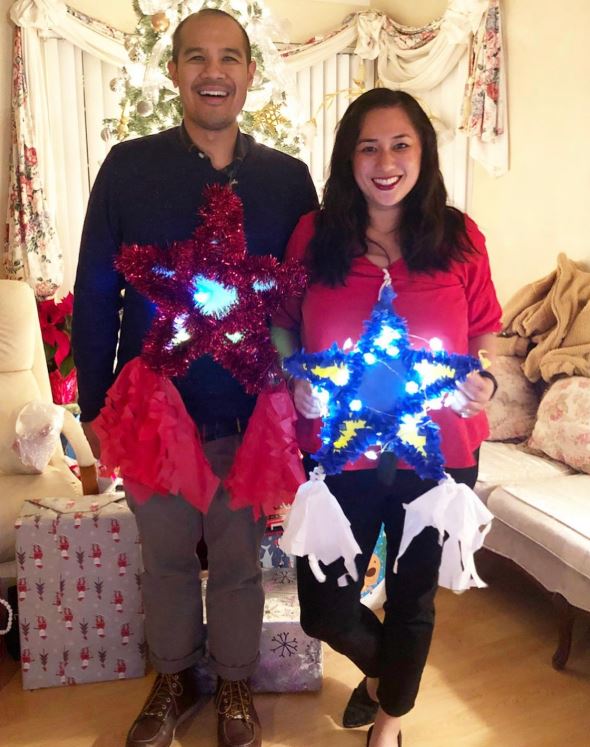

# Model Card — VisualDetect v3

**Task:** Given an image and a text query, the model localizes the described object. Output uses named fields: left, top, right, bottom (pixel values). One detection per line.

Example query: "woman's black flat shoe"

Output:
left=366, top=725, right=403, bottom=746
left=342, top=677, right=379, bottom=728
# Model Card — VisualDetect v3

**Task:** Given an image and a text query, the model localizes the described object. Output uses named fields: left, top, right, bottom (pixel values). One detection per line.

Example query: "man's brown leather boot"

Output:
left=215, top=678, right=261, bottom=747
left=126, top=665, right=203, bottom=747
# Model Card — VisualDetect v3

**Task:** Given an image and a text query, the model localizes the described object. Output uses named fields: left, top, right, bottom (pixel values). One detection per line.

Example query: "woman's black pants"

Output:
left=296, top=461, right=478, bottom=717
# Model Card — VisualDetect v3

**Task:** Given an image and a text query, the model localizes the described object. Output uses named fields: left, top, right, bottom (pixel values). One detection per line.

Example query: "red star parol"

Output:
left=95, top=184, right=307, bottom=517
left=117, top=183, right=307, bottom=393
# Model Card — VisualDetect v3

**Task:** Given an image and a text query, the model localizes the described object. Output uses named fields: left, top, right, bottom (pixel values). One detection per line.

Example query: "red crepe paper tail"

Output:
left=226, top=381, right=305, bottom=519
left=94, top=358, right=219, bottom=511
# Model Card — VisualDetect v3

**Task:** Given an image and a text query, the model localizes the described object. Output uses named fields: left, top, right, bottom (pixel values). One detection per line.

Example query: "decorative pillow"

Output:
left=486, top=356, right=539, bottom=441
left=528, top=377, right=590, bottom=474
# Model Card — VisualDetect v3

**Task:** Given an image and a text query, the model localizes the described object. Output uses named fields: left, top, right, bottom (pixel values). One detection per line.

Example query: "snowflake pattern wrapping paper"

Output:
left=196, top=568, right=322, bottom=692
left=15, top=493, right=146, bottom=689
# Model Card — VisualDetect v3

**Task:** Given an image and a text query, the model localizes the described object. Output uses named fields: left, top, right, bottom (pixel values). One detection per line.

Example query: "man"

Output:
left=72, top=10, right=317, bottom=747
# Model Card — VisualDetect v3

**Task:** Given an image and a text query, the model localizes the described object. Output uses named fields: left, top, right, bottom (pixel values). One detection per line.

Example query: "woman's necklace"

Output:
left=365, top=232, right=402, bottom=268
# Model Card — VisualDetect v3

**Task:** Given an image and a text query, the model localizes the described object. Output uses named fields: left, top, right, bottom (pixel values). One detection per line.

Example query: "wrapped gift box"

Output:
left=15, top=493, right=146, bottom=689
left=259, top=530, right=293, bottom=569
left=361, top=524, right=387, bottom=610
left=197, top=567, right=322, bottom=692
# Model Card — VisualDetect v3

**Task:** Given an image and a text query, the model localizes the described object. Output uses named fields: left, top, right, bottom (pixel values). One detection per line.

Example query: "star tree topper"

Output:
left=283, top=276, right=483, bottom=481
left=116, top=184, right=306, bottom=394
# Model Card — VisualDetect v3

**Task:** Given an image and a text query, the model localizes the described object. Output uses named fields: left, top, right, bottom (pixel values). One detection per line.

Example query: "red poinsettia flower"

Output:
left=37, top=292, right=77, bottom=404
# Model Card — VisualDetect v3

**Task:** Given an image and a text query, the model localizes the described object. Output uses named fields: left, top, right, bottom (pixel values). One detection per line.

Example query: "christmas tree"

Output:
left=103, top=0, right=300, bottom=155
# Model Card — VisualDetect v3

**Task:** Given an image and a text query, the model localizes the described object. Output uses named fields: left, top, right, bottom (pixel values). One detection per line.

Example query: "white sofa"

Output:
left=0, top=280, right=97, bottom=581
left=475, top=357, right=590, bottom=669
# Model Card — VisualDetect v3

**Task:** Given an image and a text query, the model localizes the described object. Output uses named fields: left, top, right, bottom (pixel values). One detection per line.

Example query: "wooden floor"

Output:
left=2, top=554, right=590, bottom=747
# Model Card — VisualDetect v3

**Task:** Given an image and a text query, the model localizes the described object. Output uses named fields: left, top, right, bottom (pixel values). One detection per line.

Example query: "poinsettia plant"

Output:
left=37, top=292, right=78, bottom=404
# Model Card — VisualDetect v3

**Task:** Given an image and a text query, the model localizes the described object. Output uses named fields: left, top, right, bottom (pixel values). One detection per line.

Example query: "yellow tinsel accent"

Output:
left=398, top=422, right=427, bottom=456
left=414, top=361, right=457, bottom=386
left=334, top=419, right=367, bottom=450
left=310, top=364, right=349, bottom=385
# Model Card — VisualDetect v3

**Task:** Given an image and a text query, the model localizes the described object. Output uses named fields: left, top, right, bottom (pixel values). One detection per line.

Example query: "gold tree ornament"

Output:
left=251, top=101, right=289, bottom=139
left=136, top=99, right=154, bottom=117
left=151, top=12, right=170, bottom=32
left=117, top=101, right=131, bottom=140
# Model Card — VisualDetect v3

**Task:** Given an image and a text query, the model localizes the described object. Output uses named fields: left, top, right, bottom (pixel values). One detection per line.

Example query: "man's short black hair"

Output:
left=171, top=9, right=252, bottom=64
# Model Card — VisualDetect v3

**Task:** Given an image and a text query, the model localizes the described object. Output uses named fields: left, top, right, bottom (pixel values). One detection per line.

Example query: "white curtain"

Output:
left=40, top=36, right=121, bottom=294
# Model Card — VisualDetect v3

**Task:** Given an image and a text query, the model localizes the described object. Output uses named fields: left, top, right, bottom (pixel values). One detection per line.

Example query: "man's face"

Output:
left=167, top=14, right=256, bottom=133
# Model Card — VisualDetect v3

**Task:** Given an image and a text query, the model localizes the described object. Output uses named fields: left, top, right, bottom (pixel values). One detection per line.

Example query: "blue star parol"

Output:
left=283, top=283, right=482, bottom=481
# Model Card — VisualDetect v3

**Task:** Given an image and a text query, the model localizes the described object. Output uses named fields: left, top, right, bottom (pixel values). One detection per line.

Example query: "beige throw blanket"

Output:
left=499, top=253, right=590, bottom=382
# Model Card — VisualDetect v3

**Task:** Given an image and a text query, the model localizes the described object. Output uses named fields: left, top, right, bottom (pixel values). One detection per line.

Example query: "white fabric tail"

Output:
left=393, top=475, right=494, bottom=592
left=279, top=468, right=362, bottom=584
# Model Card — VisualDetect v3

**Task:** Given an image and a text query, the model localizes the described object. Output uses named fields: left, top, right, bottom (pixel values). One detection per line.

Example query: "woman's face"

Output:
left=352, top=106, right=422, bottom=217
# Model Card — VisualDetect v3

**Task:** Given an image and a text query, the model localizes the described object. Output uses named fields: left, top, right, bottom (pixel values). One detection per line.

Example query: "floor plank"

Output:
left=1, top=555, right=589, bottom=746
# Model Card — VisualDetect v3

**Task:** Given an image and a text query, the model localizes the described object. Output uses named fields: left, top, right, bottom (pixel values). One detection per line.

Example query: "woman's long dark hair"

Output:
left=309, top=88, right=476, bottom=286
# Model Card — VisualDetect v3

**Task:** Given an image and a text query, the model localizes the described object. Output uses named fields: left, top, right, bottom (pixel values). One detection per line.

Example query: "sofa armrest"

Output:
left=61, top=409, right=98, bottom=494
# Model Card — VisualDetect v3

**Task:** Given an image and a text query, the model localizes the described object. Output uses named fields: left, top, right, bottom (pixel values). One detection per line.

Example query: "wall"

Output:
left=2, top=1, right=589, bottom=301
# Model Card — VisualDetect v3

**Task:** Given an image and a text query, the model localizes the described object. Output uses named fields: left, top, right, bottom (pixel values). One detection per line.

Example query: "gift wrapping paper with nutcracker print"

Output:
left=15, top=493, right=146, bottom=689
left=197, top=567, right=322, bottom=692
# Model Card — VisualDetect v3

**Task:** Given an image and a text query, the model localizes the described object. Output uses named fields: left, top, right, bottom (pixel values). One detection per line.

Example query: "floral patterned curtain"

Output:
left=459, top=0, right=504, bottom=141
left=4, top=27, right=61, bottom=299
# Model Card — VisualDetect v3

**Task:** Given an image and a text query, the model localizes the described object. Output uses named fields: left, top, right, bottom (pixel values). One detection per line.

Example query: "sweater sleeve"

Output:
left=462, top=216, right=503, bottom=339
left=272, top=211, right=318, bottom=331
left=72, top=147, right=124, bottom=422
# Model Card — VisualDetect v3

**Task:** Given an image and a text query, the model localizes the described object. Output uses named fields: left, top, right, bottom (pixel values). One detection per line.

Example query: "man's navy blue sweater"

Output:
left=72, top=127, right=318, bottom=426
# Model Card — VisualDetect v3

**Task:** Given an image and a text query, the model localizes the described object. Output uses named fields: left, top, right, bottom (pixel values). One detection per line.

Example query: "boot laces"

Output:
left=215, top=679, right=253, bottom=722
left=143, top=673, right=183, bottom=720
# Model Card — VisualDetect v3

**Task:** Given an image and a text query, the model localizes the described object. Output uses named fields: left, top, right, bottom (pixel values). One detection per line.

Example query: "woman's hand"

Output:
left=292, top=378, right=324, bottom=419
left=448, top=371, right=495, bottom=419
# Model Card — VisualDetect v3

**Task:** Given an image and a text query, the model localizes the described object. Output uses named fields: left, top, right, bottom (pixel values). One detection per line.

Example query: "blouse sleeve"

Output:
left=272, top=211, right=318, bottom=331
left=462, top=216, right=503, bottom=338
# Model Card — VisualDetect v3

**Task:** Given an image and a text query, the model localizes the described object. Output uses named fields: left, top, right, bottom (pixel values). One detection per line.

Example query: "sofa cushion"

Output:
left=487, top=475, right=590, bottom=580
left=528, top=377, right=590, bottom=474
left=475, top=441, right=574, bottom=502
left=486, top=356, right=539, bottom=441
left=0, top=281, right=37, bottom=372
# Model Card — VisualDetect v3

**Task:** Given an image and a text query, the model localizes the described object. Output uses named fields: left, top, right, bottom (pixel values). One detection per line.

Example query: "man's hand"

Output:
left=292, top=379, right=323, bottom=419
left=82, top=420, right=101, bottom=460
left=448, top=371, right=495, bottom=419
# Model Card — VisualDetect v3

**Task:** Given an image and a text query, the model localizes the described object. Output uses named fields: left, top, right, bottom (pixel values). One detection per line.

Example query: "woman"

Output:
left=272, top=88, right=501, bottom=747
